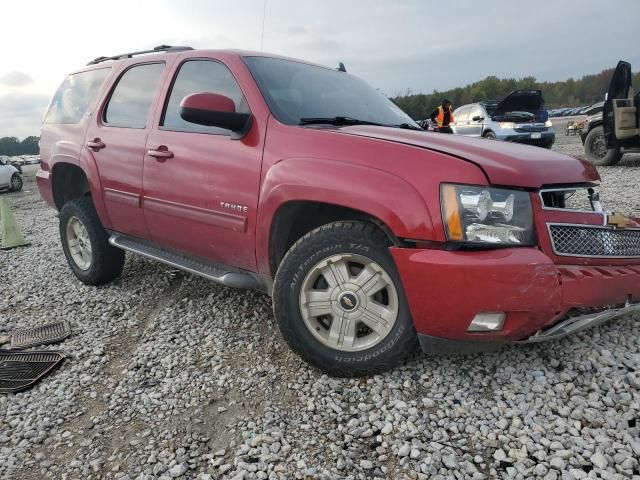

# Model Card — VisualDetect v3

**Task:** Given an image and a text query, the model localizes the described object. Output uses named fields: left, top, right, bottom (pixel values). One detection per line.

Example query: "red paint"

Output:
left=36, top=49, right=640, bottom=347
left=181, top=92, right=236, bottom=113
left=391, top=246, right=640, bottom=342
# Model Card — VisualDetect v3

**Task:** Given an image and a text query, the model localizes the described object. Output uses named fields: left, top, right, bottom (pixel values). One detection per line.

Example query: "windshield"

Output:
left=244, top=56, right=418, bottom=128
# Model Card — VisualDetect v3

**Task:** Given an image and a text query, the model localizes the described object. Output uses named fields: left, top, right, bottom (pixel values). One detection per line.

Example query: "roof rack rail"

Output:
left=87, top=45, right=194, bottom=65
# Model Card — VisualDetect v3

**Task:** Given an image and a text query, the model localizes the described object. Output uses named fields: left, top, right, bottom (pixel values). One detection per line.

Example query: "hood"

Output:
left=490, top=90, right=545, bottom=117
left=337, top=126, right=599, bottom=189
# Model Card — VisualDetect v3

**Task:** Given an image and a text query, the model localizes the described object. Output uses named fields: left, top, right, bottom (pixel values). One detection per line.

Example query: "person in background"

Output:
left=430, top=99, right=454, bottom=133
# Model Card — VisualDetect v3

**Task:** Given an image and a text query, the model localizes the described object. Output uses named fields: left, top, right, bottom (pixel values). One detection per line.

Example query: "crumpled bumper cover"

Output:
left=390, top=247, right=640, bottom=354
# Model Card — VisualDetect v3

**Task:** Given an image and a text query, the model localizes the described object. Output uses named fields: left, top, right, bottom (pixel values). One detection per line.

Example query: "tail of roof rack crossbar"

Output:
left=87, top=45, right=194, bottom=65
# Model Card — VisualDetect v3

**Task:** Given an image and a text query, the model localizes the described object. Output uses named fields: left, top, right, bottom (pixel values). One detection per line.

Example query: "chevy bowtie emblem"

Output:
left=607, top=212, right=631, bottom=229
left=343, top=297, right=354, bottom=308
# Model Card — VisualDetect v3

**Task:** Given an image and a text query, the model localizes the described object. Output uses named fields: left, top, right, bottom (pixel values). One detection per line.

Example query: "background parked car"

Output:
left=0, top=158, right=23, bottom=192
left=451, top=90, right=555, bottom=148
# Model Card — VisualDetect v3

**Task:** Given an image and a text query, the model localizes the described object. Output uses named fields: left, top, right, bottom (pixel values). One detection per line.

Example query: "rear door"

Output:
left=603, top=60, right=634, bottom=148
left=142, top=58, right=263, bottom=271
left=85, top=62, right=167, bottom=239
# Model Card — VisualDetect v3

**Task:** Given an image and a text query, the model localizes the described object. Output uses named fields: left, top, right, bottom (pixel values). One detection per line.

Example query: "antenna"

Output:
left=260, top=0, right=267, bottom=51
left=337, top=62, right=347, bottom=72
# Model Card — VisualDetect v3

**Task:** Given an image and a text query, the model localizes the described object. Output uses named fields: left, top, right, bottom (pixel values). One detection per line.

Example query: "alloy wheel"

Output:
left=66, top=216, right=92, bottom=270
left=299, top=253, right=399, bottom=352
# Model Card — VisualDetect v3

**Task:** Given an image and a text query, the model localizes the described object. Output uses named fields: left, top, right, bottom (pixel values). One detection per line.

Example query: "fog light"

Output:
left=467, top=312, right=506, bottom=332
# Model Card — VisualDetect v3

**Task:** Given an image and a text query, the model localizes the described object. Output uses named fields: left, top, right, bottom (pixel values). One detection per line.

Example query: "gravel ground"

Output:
left=1, top=133, right=640, bottom=480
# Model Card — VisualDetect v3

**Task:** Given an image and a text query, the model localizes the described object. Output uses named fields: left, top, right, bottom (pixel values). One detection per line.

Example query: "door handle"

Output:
left=147, top=147, right=174, bottom=162
left=87, top=138, right=106, bottom=151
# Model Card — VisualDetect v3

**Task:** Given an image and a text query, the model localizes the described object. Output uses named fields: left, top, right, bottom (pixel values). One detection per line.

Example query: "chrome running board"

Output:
left=109, top=234, right=261, bottom=290
left=520, top=302, right=640, bottom=343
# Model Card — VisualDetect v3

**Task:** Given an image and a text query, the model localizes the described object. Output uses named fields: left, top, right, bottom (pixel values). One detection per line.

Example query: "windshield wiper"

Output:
left=391, top=123, right=422, bottom=131
left=299, top=116, right=384, bottom=127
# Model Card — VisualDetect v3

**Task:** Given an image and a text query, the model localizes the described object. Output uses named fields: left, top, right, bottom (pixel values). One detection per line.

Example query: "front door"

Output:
left=452, top=106, right=470, bottom=135
left=466, top=105, right=485, bottom=137
left=142, top=59, right=263, bottom=271
left=86, top=62, right=166, bottom=239
left=604, top=60, right=634, bottom=148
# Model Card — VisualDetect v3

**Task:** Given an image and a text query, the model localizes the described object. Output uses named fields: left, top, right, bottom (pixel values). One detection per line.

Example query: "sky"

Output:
left=1, top=0, right=639, bottom=139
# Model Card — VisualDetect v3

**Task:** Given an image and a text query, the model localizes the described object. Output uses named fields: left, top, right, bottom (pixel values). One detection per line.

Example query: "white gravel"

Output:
left=1, top=140, right=640, bottom=480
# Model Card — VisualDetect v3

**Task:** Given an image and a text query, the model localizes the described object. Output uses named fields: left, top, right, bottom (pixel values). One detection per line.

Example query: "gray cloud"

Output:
left=2, top=0, right=640, bottom=138
left=0, top=93, right=49, bottom=139
left=0, top=71, right=35, bottom=88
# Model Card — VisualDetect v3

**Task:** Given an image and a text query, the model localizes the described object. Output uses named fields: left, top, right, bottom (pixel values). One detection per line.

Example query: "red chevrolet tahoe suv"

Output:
left=37, top=46, right=640, bottom=376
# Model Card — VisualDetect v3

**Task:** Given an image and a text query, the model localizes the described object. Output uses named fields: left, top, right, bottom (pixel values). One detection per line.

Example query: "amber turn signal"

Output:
left=441, top=184, right=463, bottom=241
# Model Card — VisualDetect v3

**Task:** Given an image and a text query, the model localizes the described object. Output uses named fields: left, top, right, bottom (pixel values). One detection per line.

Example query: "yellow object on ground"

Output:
left=0, top=197, right=29, bottom=249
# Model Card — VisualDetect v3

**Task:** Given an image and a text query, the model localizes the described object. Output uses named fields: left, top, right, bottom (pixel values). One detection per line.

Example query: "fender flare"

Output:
left=50, top=145, right=112, bottom=229
left=256, top=157, right=435, bottom=274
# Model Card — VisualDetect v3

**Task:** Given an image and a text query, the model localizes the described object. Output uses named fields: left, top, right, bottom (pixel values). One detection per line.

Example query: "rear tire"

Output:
left=584, top=125, right=622, bottom=166
left=483, top=131, right=496, bottom=140
left=273, top=221, right=418, bottom=377
left=59, top=197, right=125, bottom=285
left=10, top=174, right=22, bottom=192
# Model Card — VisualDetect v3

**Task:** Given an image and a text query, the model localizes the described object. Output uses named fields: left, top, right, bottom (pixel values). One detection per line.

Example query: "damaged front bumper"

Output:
left=520, top=301, right=640, bottom=344
left=390, top=247, right=640, bottom=354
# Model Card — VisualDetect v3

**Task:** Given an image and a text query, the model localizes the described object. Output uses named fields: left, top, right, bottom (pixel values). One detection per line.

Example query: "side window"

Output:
left=45, top=68, right=111, bottom=124
left=456, top=106, right=470, bottom=123
left=469, top=105, right=484, bottom=122
left=104, top=63, right=165, bottom=128
left=162, top=60, right=250, bottom=135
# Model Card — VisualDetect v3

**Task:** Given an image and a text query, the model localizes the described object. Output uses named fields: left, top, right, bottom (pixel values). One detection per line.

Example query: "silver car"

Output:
left=452, top=90, right=555, bottom=149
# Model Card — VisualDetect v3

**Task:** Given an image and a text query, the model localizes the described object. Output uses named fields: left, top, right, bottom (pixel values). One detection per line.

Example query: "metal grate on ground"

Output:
left=0, top=351, right=65, bottom=394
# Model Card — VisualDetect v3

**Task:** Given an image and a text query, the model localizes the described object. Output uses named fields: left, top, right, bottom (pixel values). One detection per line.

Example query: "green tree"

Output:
left=0, top=136, right=40, bottom=156
left=392, top=68, right=639, bottom=120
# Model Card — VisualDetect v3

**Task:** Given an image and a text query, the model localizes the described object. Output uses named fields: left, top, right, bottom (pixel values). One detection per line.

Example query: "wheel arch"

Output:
left=50, top=148, right=112, bottom=228
left=267, top=200, right=402, bottom=275
left=482, top=129, right=496, bottom=138
left=257, top=158, right=435, bottom=276
left=52, top=162, right=90, bottom=210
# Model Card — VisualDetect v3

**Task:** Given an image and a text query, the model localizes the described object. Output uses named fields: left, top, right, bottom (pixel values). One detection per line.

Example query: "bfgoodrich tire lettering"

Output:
left=273, top=221, right=418, bottom=376
left=59, top=197, right=125, bottom=285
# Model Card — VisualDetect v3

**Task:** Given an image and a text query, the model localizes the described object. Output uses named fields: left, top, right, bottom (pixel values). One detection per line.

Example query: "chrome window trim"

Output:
left=546, top=222, right=640, bottom=259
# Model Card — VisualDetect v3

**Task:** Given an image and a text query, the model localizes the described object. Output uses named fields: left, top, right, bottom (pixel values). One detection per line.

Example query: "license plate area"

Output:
left=531, top=133, right=542, bottom=139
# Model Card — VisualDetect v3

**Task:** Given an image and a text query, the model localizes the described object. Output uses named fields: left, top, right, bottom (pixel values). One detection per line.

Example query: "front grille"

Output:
left=549, top=224, right=640, bottom=258
left=514, top=126, right=546, bottom=133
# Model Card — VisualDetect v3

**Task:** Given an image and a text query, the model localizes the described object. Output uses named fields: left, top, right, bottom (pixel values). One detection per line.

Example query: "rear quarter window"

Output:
left=103, top=63, right=165, bottom=129
left=44, top=68, right=111, bottom=124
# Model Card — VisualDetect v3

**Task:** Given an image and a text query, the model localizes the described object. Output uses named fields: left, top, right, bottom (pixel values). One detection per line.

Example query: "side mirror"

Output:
left=180, top=92, right=252, bottom=137
left=472, top=115, right=484, bottom=122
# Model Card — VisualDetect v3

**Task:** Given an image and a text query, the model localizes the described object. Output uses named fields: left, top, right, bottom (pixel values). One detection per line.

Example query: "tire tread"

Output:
left=273, top=221, right=418, bottom=377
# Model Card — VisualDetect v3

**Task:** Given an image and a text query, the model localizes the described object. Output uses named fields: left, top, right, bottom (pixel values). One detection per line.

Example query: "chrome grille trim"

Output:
left=538, top=186, right=603, bottom=214
left=547, top=223, right=640, bottom=258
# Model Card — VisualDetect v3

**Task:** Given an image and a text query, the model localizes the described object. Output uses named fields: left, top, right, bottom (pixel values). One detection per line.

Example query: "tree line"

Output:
left=392, top=68, right=640, bottom=120
left=0, top=136, right=40, bottom=156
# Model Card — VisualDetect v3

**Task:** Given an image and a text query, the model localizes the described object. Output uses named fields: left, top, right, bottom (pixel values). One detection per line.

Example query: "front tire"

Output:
left=10, top=174, right=22, bottom=192
left=483, top=131, right=496, bottom=140
left=584, top=125, right=622, bottom=166
left=59, top=197, right=125, bottom=285
left=273, top=221, right=418, bottom=376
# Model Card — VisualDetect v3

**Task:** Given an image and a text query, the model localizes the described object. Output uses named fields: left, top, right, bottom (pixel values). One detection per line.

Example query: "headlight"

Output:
left=499, top=122, right=516, bottom=129
left=441, top=184, right=536, bottom=245
left=544, top=120, right=553, bottom=127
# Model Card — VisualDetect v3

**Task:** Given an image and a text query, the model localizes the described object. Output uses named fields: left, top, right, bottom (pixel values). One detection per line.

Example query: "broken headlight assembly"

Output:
left=440, top=184, right=536, bottom=246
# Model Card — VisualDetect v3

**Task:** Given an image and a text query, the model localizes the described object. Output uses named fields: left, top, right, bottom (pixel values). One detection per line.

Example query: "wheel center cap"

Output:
left=338, top=292, right=359, bottom=312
